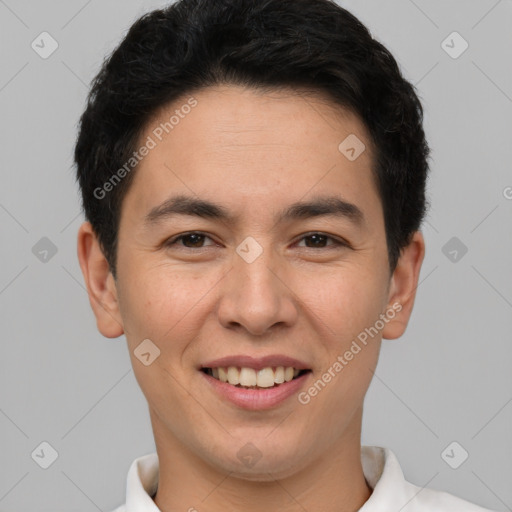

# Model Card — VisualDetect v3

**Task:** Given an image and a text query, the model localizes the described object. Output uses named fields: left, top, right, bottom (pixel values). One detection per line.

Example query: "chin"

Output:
left=208, top=443, right=309, bottom=481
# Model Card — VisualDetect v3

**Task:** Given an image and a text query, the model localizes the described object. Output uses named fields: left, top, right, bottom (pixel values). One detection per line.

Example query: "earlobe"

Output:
left=77, top=221, right=124, bottom=338
left=381, top=231, right=425, bottom=340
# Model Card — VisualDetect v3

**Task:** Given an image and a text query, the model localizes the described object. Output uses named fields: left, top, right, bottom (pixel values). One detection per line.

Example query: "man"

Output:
left=74, top=0, right=497, bottom=510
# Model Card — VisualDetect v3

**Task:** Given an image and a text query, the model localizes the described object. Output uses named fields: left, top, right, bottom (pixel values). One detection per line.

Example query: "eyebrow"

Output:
left=144, top=193, right=365, bottom=228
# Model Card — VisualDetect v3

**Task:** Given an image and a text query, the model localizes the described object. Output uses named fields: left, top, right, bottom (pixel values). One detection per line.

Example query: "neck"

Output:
left=150, top=407, right=372, bottom=512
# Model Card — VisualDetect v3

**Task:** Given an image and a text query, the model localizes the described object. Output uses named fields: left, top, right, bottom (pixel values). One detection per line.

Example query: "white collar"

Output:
left=115, top=445, right=494, bottom=512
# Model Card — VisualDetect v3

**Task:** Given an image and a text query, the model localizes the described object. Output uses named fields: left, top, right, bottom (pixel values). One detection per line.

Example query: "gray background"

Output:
left=0, top=0, right=511, bottom=510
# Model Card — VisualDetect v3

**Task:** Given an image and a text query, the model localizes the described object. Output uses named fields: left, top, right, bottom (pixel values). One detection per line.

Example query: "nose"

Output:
left=217, top=245, right=298, bottom=336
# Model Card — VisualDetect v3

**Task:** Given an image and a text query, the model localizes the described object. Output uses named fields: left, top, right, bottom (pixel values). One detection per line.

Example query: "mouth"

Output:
left=200, top=366, right=312, bottom=389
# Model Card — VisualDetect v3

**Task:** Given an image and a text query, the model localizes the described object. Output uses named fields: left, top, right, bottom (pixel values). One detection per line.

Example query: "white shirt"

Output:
left=110, top=445, right=497, bottom=511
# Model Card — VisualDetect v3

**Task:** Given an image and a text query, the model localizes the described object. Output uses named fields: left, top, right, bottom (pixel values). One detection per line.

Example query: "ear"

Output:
left=381, top=230, right=425, bottom=340
left=77, top=221, right=124, bottom=338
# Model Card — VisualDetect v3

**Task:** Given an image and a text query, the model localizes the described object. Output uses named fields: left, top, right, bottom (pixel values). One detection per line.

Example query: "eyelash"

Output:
left=163, top=231, right=349, bottom=250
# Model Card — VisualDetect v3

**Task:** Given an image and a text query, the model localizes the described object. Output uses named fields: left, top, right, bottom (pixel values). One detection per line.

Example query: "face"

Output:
left=78, top=84, right=424, bottom=480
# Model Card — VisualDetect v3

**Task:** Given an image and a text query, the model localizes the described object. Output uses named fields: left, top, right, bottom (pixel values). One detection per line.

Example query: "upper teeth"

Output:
left=209, top=366, right=301, bottom=387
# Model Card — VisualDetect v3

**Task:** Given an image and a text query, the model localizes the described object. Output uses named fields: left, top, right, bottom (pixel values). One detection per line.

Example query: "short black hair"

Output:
left=74, top=0, right=430, bottom=279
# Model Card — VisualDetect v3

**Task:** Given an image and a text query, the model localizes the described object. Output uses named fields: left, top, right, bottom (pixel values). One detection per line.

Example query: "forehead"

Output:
left=147, top=84, right=372, bottom=151
left=121, top=84, right=381, bottom=227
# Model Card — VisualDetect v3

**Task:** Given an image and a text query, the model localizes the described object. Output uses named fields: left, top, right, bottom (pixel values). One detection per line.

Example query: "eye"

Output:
left=164, top=231, right=216, bottom=249
left=295, top=232, right=348, bottom=249
left=163, top=231, right=349, bottom=251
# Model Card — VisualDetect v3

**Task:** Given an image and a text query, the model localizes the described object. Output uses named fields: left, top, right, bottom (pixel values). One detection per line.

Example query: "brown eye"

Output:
left=165, top=232, right=216, bottom=249
left=296, top=233, right=347, bottom=249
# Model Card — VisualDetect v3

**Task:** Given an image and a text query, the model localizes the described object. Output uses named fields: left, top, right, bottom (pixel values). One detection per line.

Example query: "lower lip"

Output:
left=201, top=370, right=312, bottom=411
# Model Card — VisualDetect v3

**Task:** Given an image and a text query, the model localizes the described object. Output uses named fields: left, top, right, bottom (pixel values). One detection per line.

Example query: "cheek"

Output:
left=301, top=267, right=386, bottom=341
left=301, top=275, right=383, bottom=412
left=118, top=268, right=201, bottom=409
left=298, top=269, right=384, bottom=388
left=119, top=261, right=218, bottom=349
left=311, top=270, right=384, bottom=395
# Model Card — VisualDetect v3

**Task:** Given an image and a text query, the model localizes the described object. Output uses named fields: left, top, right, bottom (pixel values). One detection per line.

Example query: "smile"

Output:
left=202, top=366, right=311, bottom=389
left=200, top=366, right=313, bottom=411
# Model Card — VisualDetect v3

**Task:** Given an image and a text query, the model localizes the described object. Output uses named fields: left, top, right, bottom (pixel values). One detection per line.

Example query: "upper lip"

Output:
left=200, top=354, right=311, bottom=371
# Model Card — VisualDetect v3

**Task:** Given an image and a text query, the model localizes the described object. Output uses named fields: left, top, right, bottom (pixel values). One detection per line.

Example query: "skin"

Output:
left=77, top=84, right=425, bottom=512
